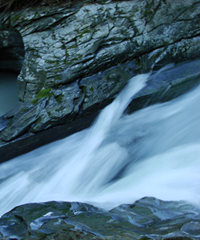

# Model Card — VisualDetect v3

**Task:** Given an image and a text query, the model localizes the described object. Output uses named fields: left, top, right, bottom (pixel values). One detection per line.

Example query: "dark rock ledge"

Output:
left=0, top=59, right=200, bottom=163
left=1, top=197, right=200, bottom=239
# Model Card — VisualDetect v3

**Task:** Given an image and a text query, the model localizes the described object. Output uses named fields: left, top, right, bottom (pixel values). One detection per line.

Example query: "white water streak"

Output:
left=0, top=73, right=200, bottom=216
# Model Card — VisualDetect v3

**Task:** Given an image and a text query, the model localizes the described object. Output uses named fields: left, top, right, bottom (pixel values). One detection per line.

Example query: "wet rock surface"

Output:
left=0, top=1, right=200, bottom=238
left=1, top=0, right=200, bottom=101
left=0, top=0, right=200, bottom=161
left=0, top=197, right=200, bottom=239
left=0, top=59, right=200, bottom=162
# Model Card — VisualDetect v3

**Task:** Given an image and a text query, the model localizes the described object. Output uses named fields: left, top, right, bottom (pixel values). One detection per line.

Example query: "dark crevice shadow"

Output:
left=0, top=71, right=19, bottom=116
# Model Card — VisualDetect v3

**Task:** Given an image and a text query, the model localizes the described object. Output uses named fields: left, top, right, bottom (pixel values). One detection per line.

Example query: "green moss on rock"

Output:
left=32, top=88, right=53, bottom=104
left=55, top=94, right=63, bottom=103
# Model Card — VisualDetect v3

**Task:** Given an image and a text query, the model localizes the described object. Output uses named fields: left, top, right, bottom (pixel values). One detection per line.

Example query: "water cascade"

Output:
left=0, top=72, right=200, bottom=216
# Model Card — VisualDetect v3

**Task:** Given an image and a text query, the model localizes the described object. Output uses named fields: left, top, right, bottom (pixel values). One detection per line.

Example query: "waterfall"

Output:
left=0, top=72, right=200, bottom=216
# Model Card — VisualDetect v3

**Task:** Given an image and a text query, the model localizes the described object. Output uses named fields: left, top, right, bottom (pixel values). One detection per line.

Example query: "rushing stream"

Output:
left=0, top=73, right=200, bottom=217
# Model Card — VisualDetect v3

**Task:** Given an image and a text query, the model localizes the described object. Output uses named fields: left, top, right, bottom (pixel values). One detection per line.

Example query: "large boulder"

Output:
left=1, top=197, right=200, bottom=239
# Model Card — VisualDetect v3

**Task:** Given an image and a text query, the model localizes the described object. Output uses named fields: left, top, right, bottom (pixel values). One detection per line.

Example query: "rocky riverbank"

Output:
left=0, top=1, right=200, bottom=238
left=1, top=197, right=200, bottom=239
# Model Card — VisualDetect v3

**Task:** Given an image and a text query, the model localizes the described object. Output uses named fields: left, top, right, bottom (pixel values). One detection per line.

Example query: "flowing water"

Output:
left=0, top=72, right=18, bottom=116
left=0, top=72, right=200, bottom=217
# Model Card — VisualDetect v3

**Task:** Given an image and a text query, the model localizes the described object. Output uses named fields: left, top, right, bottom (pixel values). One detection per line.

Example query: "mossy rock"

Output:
left=32, top=88, right=53, bottom=104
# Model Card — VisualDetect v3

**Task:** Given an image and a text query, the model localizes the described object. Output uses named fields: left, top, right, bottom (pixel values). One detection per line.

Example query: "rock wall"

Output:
left=1, top=0, right=200, bottom=102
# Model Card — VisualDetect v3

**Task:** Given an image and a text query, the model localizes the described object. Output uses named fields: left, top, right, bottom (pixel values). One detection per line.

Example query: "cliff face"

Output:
left=1, top=0, right=200, bottom=102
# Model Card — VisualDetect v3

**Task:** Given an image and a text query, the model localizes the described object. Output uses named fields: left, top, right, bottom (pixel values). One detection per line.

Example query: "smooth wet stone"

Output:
left=181, top=221, right=200, bottom=237
left=0, top=197, right=200, bottom=239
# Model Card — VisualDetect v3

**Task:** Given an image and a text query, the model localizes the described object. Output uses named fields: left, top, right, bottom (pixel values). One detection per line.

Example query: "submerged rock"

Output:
left=0, top=197, right=200, bottom=239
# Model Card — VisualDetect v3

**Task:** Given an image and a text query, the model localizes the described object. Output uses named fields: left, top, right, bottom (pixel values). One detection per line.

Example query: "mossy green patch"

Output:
left=32, top=88, right=53, bottom=105
left=11, top=14, right=21, bottom=21
left=89, top=86, right=94, bottom=92
left=55, top=75, right=62, bottom=81
left=78, top=27, right=92, bottom=38
left=55, top=94, right=63, bottom=103
left=20, top=107, right=26, bottom=113
left=82, top=86, right=87, bottom=94
left=67, top=44, right=77, bottom=49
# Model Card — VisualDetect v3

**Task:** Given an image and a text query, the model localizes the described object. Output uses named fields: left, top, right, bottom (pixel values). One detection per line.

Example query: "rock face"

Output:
left=1, top=197, right=200, bottom=239
left=1, top=0, right=200, bottom=102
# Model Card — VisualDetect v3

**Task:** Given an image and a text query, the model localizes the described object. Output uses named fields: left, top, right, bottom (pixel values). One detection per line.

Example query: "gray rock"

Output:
left=1, top=0, right=200, bottom=101
left=0, top=81, right=84, bottom=141
left=0, top=197, right=199, bottom=239
left=80, top=59, right=136, bottom=113
left=181, top=221, right=200, bottom=237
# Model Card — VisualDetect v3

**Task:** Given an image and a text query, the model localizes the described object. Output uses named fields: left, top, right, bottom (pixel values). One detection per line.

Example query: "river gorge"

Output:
left=0, top=0, right=200, bottom=239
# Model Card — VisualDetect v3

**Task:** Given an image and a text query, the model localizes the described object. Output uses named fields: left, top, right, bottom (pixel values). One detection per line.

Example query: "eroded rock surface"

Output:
left=0, top=197, right=200, bottom=239
left=0, top=2, right=200, bottom=238
left=1, top=0, right=200, bottom=101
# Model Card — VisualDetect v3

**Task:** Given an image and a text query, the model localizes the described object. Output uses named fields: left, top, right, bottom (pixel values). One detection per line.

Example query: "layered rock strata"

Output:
left=1, top=0, right=200, bottom=102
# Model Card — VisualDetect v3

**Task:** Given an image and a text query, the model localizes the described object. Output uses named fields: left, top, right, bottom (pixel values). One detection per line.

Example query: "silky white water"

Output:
left=0, top=73, right=200, bottom=216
